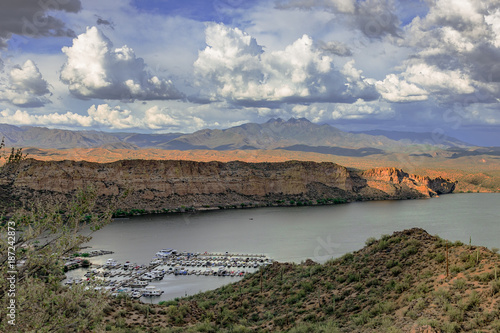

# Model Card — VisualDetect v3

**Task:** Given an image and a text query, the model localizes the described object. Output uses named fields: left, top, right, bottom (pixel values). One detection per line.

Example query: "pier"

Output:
left=63, top=249, right=273, bottom=300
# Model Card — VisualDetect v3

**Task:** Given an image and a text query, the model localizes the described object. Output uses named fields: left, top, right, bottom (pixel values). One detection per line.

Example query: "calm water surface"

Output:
left=77, top=193, right=499, bottom=301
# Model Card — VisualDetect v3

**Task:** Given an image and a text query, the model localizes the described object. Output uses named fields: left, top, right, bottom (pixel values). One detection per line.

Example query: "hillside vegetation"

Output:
left=103, top=228, right=500, bottom=332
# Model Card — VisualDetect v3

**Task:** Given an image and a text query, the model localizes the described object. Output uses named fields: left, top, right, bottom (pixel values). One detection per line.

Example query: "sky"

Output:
left=0, top=0, right=499, bottom=146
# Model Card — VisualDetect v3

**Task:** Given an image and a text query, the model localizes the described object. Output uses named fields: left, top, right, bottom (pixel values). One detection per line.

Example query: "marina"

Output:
left=64, top=248, right=273, bottom=300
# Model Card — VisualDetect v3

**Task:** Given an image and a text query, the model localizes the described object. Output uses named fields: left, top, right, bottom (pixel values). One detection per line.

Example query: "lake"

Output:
left=73, top=193, right=499, bottom=301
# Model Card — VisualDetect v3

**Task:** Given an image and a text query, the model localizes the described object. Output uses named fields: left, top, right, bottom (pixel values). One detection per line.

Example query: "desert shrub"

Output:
left=401, top=245, right=418, bottom=259
left=475, top=272, right=495, bottom=283
left=386, top=260, right=399, bottom=269
left=453, top=278, right=467, bottom=291
left=491, top=280, right=500, bottom=295
left=435, top=253, right=446, bottom=263
left=365, top=237, right=377, bottom=246
left=391, top=266, right=403, bottom=276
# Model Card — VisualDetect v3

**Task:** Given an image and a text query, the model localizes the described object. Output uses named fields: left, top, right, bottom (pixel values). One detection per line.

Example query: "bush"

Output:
left=401, top=245, right=418, bottom=259
left=386, top=260, right=399, bottom=269
left=491, top=280, right=500, bottom=295
left=365, top=237, right=377, bottom=246
left=391, top=266, right=403, bottom=276
left=453, top=278, right=467, bottom=291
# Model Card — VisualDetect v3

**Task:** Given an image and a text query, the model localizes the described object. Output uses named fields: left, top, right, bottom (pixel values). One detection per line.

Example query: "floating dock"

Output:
left=63, top=249, right=273, bottom=300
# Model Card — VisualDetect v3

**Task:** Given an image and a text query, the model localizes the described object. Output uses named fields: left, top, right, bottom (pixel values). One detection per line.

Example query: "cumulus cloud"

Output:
left=0, top=0, right=81, bottom=49
left=282, top=99, right=394, bottom=123
left=275, top=0, right=401, bottom=39
left=375, top=74, right=428, bottom=103
left=0, top=104, right=205, bottom=131
left=330, top=99, right=395, bottom=120
left=375, top=61, right=476, bottom=103
left=194, top=23, right=377, bottom=105
left=398, top=0, right=500, bottom=103
left=0, top=109, right=91, bottom=127
left=0, top=60, right=50, bottom=107
left=60, top=26, right=184, bottom=101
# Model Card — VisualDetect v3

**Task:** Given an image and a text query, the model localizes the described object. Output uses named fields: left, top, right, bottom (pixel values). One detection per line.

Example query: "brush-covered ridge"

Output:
left=103, top=228, right=500, bottom=332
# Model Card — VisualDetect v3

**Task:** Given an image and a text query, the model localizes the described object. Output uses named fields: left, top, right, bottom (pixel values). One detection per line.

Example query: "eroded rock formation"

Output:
left=0, top=159, right=456, bottom=212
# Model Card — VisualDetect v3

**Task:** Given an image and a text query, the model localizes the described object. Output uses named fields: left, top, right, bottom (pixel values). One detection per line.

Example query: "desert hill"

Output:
left=0, top=118, right=472, bottom=151
left=103, top=228, right=500, bottom=332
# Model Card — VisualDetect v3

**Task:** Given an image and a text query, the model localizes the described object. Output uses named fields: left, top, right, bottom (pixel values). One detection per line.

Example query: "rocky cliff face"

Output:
left=0, top=159, right=456, bottom=212
left=361, top=167, right=456, bottom=198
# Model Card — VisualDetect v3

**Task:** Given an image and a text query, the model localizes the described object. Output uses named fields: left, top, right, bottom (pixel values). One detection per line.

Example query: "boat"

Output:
left=129, top=280, right=149, bottom=288
left=130, top=291, right=142, bottom=299
left=141, top=286, right=164, bottom=297
left=149, top=259, right=163, bottom=266
left=155, top=248, right=177, bottom=258
left=104, top=258, right=118, bottom=268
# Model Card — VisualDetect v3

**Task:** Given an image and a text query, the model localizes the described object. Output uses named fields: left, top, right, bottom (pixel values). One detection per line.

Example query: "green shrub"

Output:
left=386, top=260, right=399, bottom=269
left=365, top=237, right=377, bottom=246
left=491, top=280, right=500, bottom=295
left=391, top=266, right=402, bottom=276
left=453, top=278, right=467, bottom=291
left=401, top=245, right=418, bottom=259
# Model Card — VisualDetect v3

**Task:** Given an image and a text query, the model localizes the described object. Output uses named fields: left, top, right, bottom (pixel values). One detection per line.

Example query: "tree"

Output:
left=0, top=139, right=116, bottom=332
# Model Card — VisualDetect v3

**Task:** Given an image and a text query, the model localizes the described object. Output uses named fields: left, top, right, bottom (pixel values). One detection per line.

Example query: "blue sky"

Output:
left=0, top=0, right=499, bottom=146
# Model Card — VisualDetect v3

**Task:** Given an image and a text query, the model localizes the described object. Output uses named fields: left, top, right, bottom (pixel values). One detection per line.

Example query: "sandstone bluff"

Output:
left=0, top=159, right=456, bottom=212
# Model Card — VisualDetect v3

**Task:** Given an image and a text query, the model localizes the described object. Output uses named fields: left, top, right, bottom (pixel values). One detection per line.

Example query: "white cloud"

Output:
left=284, top=99, right=394, bottom=122
left=331, top=99, right=394, bottom=120
left=86, top=104, right=137, bottom=129
left=0, top=103, right=207, bottom=132
left=10, top=60, right=50, bottom=96
left=375, top=62, right=475, bottom=103
left=0, top=109, right=92, bottom=127
left=194, top=23, right=377, bottom=105
left=60, top=26, right=184, bottom=100
left=375, top=74, right=428, bottom=103
left=144, top=106, right=178, bottom=130
left=400, top=0, right=500, bottom=101
left=0, top=60, right=50, bottom=107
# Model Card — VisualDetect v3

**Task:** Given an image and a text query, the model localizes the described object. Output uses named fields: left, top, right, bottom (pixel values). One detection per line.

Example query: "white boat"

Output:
left=140, top=273, right=155, bottom=281
left=155, top=248, right=176, bottom=258
left=149, top=259, right=163, bottom=266
left=129, top=280, right=149, bottom=288
left=141, top=286, right=163, bottom=297
left=104, top=258, right=118, bottom=268
left=130, top=291, right=142, bottom=299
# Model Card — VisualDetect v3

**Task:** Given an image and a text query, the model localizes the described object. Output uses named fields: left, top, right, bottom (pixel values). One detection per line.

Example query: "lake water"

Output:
left=74, top=193, right=499, bottom=301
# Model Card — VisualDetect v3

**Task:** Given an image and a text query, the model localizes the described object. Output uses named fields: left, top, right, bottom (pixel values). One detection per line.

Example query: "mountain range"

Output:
left=0, top=118, right=473, bottom=156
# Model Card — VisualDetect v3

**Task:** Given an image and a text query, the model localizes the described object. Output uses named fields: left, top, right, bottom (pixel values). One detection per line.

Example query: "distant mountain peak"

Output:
left=265, top=118, right=285, bottom=124
left=287, top=117, right=311, bottom=123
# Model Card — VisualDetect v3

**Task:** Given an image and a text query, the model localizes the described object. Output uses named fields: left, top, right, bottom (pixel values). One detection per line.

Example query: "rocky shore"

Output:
left=0, top=159, right=456, bottom=212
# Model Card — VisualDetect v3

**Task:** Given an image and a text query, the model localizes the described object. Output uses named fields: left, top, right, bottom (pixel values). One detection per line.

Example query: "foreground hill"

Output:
left=0, top=159, right=455, bottom=213
left=103, top=228, right=500, bottom=332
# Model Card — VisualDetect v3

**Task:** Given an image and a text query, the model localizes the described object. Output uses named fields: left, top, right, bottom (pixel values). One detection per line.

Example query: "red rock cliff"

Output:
left=0, top=159, right=456, bottom=212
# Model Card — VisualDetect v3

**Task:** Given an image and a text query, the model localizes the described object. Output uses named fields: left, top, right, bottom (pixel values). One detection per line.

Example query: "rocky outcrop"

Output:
left=361, top=167, right=456, bottom=198
left=0, top=159, right=456, bottom=212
